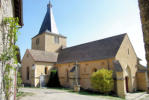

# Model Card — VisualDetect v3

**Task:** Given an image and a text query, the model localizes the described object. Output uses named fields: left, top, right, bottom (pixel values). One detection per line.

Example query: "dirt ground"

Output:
left=18, top=88, right=149, bottom=100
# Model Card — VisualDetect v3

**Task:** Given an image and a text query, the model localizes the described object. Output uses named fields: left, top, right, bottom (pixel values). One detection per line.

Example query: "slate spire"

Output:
left=39, top=1, right=59, bottom=34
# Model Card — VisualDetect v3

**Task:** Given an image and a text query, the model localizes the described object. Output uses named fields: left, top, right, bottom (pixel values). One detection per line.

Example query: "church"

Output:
left=21, top=2, right=147, bottom=97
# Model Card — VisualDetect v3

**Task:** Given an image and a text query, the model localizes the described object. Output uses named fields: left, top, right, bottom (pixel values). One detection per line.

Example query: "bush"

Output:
left=91, top=68, right=114, bottom=94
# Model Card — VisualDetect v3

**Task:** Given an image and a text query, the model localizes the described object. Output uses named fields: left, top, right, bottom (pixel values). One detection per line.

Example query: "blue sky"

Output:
left=17, top=0, right=146, bottom=65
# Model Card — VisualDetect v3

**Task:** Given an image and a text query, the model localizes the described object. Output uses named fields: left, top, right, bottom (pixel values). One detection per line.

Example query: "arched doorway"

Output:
left=125, top=66, right=132, bottom=92
left=125, top=76, right=129, bottom=92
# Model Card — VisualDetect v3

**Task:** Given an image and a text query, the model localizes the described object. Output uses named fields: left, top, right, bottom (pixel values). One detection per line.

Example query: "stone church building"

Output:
left=21, top=2, right=147, bottom=97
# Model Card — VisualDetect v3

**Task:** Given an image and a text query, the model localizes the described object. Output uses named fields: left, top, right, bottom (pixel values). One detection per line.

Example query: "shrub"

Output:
left=91, top=68, right=114, bottom=94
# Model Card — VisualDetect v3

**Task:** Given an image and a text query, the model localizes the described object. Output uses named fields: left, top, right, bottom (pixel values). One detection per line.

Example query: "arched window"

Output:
left=36, top=38, right=40, bottom=45
left=84, top=67, right=87, bottom=73
left=93, top=68, right=97, bottom=72
left=27, top=67, right=29, bottom=80
left=45, top=67, right=48, bottom=74
left=54, top=36, right=59, bottom=44
left=66, top=69, right=69, bottom=82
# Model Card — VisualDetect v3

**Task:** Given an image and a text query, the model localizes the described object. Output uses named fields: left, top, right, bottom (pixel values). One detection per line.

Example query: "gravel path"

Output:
left=19, top=88, right=109, bottom=100
left=19, top=88, right=149, bottom=100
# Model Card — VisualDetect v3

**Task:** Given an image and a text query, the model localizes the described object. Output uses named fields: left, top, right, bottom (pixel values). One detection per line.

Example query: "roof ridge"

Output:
left=63, top=33, right=127, bottom=50
left=28, top=49, right=58, bottom=63
left=29, top=49, right=58, bottom=54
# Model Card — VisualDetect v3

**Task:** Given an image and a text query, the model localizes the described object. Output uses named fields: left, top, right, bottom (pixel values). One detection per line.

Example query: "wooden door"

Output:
left=125, top=77, right=129, bottom=92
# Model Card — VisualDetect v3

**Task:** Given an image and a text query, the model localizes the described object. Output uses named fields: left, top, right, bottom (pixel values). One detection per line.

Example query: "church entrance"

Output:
left=125, top=77, right=129, bottom=92
left=125, top=66, right=132, bottom=93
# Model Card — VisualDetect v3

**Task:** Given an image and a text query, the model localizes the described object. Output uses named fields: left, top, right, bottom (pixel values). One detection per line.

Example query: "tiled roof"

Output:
left=28, top=49, right=58, bottom=63
left=113, top=60, right=123, bottom=72
left=137, top=64, right=147, bottom=72
left=70, top=66, right=75, bottom=72
left=57, top=33, right=126, bottom=64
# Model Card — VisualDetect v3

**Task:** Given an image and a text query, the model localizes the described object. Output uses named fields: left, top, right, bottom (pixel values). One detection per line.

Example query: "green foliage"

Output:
left=0, top=17, right=21, bottom=100
left=3, top=64, right=14, bottom=100
left=17, top=72, right=22, bottom=88
left=3, top=17, right=20, bottom=46
left=91, top=68, right=114, bottom=94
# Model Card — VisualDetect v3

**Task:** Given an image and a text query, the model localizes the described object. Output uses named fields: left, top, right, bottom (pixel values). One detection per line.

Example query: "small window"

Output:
left=85, top=64, right=88, bottom=66
left=66, top=69, right=69, bottom=82
left=101, top=62, right=105, bottom=65
left=93, top=68, right=97, bottom=72
left=36, top=38, right=40, bottom=45
left=54, top=36, right=59, bottom=44
left=84, top=67, right=86, bottom=73
left=27, top=54, right=29, bottom=57
left=45, top=67, right=48, bottom=74
left=27, top=67, right=30, bottom=80
left=128, top=49, right=129, bottom=55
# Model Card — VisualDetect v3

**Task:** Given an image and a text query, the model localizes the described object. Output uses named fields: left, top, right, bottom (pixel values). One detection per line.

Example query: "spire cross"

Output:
left=48, top=0, right=53, bottom=8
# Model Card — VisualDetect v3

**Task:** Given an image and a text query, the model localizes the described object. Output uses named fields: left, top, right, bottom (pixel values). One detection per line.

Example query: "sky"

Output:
left=17, top=0, right=147, bottom=66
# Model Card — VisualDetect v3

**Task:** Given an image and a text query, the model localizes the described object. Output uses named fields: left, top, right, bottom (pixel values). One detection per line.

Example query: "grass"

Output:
left=70, top=90, right=124, bottom=100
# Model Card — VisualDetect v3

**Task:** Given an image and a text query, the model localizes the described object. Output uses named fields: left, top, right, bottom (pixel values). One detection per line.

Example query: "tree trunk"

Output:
left=138, top=0, right=149, bottom=92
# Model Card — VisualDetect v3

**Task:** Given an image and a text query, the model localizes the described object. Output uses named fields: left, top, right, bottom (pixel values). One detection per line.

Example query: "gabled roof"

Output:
left=57, top=33, right=126, bottom=64
left=14, top=0, right=23, bottom=26
left=38, top=1, right=59, bottom=34
left=137, top=64, right=147, bottom=72
left=113, top=60, right=123, bottom=72
left=70, top=66, right=75, bottom=72
left=28, top=49, right=58, bottom=63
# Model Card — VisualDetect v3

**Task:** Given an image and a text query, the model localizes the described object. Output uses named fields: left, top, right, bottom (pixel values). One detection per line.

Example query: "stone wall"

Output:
left=32, top=32, right=66, bottom=52
left=21, top=50, right=55, bottom=87
left=57, top=58, right=115, bottom=89
left=0, top=0, right=15, bottom=100
left=116, top=34, right=138, bottom=94
left=34, top=62, right=54, bottom=87
left=32, top=33, right=45, bottom=51
left=21, top=50, right=35, bottom=86
left=137, top=72, right=147, bottom=91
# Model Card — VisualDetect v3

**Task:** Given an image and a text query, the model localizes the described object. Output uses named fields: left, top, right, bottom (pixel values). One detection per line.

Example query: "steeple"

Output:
left=38, top=1, right=59, bottom=34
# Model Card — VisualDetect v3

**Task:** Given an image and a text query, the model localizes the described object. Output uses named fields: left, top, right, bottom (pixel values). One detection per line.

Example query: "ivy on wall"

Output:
left=0, top=17, right=20, bottom=100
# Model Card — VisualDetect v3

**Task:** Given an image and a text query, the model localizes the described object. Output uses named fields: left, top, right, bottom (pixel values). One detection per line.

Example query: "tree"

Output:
left=138, top=0, right=149, bottom=93
left=91, top=68, right=114, bottom=94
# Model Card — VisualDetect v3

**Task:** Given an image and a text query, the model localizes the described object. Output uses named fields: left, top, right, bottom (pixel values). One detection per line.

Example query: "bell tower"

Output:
left=31, top=1, right=67, bottom=52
